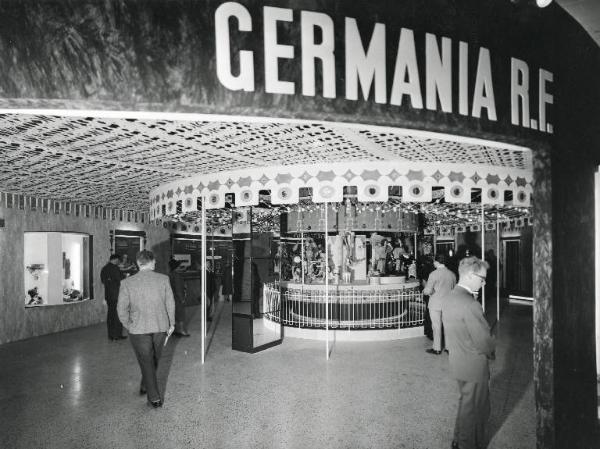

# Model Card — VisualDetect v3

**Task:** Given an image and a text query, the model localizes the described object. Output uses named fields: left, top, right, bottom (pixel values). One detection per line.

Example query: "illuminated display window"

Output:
left=24, top=232, right=93, bottom=307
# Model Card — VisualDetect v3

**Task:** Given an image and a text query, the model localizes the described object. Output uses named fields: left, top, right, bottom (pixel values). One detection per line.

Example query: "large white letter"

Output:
left=471, top=47, right=497, bottom=121
left=345, top=18, right=386, bottom=103
left=511, top=58, right=530, bottom=128
left=390, top=28, right=422, bottom=108
left=458, top=41, right=468, bottom=116
left=215, top=2, right=254, bottom=92
left=264, top=6, right=295, bottom=95
left=539, top=68, right=554, bottom=133
left=425, top=33, right=452, bottom=112
left=301, top=11, right=335, bottom=98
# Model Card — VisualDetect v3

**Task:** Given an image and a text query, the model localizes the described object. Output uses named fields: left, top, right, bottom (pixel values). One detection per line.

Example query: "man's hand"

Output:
left=164, top=325, right=175, bottom=347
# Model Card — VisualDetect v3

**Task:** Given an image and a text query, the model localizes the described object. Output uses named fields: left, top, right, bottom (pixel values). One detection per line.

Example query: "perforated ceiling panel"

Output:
left=357, top=130, right=532, bottom=169
left=0, top=113, right=532, bottom=212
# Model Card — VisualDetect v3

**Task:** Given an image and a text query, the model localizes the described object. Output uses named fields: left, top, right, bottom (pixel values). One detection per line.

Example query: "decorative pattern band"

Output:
left=150, top=161, right=532, bottom=219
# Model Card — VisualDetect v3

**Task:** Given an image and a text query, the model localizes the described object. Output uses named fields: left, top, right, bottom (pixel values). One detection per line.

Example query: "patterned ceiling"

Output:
left=0, top=113, right=532, bottom=212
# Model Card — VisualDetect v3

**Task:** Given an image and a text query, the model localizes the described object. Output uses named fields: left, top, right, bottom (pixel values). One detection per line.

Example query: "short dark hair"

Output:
left=434, top=253, right=447, bottom=265
left=109, top=254, right=120, bottom=261
left=136, top=250, right=155, bottom=266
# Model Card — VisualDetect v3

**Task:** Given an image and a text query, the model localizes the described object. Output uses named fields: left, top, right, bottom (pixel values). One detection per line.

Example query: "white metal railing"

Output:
left=263, top=282, right=424, bottom=330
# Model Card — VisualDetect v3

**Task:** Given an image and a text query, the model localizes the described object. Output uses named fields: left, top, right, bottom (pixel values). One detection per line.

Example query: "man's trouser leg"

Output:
left=106, top=299, right=123, bottom=338
left=454, top=380, right=490, bottom=449
left=129, top=333, right=166, bottom=402
left=429, top=308, right=443, bottom=351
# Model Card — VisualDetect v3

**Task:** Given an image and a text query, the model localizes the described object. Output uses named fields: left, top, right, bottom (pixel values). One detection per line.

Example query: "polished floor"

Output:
left=0, top=300, right=534, bottom=449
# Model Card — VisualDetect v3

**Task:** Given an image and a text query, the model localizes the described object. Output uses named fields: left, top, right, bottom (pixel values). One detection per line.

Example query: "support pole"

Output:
left=211, top=229, right=215, bottom=301
left=454, top=230, right=458, bottom=258
left=301, top=228, right=305, bottom=286
left=481, top=203, right=485, bottom=313
left=496, top=218, right=500, bottom=322
left=201, top=196, right=206, bottom=364
left=325, top=202, right=329, bottom=360
left=300, top=213, right=304, bottom=329
left=414, top=232, right=417, bottom=258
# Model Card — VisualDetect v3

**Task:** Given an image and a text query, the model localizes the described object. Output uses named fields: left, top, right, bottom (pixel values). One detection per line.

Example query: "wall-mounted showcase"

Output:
left=24, top=232, right=92, bottom=307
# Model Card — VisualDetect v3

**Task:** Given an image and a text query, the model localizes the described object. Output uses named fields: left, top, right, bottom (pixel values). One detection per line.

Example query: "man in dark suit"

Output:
left=206, top=260, right=215, bottom=321
left=169, top=258, right=190, bottom=337
left=441, top=256, right=495, bottom=449
left=417, top=254, right=435, bottom=340
left=100, top=254, right=125, bottom=340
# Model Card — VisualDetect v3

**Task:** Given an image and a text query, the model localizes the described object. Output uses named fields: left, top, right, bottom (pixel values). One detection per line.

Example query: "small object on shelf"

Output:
left=26, top=264, right=45, bottom=280
left=63, top=288, right=83, bottom=302
left=408, top=261, right=417, bottom=279
left=26, top=287, right=43, bottom=305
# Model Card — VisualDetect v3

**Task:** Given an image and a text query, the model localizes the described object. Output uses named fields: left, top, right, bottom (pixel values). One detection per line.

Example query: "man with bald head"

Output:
left=442, top=256, right=495, bottom=449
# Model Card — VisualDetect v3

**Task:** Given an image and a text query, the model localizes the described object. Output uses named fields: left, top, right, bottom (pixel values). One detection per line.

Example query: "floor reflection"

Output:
left=0, top=300, right=535, bottom=449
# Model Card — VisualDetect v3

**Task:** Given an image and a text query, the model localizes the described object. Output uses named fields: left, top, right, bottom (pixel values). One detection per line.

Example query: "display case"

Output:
left=24, top=232, right=92, bottom=307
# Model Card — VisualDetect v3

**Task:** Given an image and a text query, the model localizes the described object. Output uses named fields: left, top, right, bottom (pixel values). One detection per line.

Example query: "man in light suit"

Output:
left=118, top=250, right=175, bottom=408
left=423, top=253, right=456, bottom=354
left=441, top=256, right=495, bottom=449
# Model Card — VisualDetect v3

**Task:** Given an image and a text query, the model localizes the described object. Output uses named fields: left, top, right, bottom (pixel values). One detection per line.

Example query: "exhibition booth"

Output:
left=0, top=0, right=597, bottom=445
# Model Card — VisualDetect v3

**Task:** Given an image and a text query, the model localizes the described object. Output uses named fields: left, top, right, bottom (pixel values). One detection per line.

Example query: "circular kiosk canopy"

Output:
left=150, top=118, right=533, bottom=231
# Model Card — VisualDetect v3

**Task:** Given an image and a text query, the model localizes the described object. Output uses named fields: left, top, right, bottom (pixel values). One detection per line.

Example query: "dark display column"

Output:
left=231, top=207, right=282, bottom=353
left=532, top=146, right=555, bottom=449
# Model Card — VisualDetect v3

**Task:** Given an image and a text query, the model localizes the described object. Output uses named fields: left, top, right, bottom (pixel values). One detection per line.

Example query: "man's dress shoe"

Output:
left=174, top=331, right=191, bottom=337
left=139, top=386, right=147, bottom=395
left=149, top=399, right=163, bottom=408
left=425, top=349, right=442, bottom=355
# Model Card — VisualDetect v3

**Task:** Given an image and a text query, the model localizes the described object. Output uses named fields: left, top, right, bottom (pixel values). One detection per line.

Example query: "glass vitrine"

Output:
left=24, top=232, right=92, bottom=307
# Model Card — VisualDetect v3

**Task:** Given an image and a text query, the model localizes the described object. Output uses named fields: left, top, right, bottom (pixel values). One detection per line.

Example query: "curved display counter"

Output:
left=263, top=279, right=424, bottom=331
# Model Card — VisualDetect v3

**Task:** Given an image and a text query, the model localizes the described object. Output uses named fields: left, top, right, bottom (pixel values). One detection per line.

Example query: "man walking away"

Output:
left=118, top=250, right=175, bottom=408
left=423, top=253, right=456, bottom=354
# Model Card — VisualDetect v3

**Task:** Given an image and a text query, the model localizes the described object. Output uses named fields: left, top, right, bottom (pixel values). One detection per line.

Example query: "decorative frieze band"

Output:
left=150, top=161, right=532, bottom=220
left=0, top=191, right=149, bottom=224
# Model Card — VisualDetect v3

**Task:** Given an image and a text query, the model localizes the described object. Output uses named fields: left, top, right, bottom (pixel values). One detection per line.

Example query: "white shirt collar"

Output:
left=457, top=283, right=477, bottom=296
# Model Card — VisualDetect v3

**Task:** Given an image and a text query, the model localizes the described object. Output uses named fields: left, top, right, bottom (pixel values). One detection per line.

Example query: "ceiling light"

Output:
left=511, top=0, right=553, bottom=7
